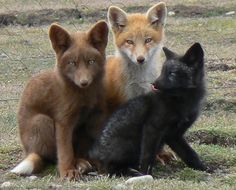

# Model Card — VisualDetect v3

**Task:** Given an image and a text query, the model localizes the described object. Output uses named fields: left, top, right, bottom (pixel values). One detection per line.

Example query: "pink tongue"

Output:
left=151, top=84, right=158, bottom=92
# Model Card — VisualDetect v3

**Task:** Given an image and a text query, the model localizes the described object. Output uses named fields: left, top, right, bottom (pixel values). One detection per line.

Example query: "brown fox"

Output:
left=105, top=2, right=175, bottom=164
left=11, top=21, right=109, bottom=180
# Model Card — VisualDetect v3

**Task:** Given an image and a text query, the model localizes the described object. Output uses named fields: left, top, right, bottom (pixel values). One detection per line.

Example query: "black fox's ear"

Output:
left=49, top=24, right=71, bottom=54
left=146, top=2, right=167, bottom=29
left=183, top=43, right=204, bottom=67
left=88, top=20, right=109, bottom=53
left=108, top=6, right=127, bottom=32
left=163, top=47, right=177, bottom=60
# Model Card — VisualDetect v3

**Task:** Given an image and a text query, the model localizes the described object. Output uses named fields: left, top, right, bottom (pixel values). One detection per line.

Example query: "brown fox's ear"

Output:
left=108, top=6, right=127, bottom=32
left=49, top=24, right=71, bottom=54
left=88, top=21, right=109, bottom=53
left=146, top=2, right=167, bottom=29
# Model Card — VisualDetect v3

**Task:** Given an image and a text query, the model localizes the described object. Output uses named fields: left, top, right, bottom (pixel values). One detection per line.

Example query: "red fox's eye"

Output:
left=68, top=61, right=76, bottom=66
left=126, top=40, right=134, bottom=45
left=145, top=38, right=152, bottom=44
left=88, top=60, right=95, bottom=65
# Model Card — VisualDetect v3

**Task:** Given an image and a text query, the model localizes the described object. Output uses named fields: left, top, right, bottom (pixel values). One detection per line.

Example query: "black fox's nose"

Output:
left=137, top=56, right=145, bottom=64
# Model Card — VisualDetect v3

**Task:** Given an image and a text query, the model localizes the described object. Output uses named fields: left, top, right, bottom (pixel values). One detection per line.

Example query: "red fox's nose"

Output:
left=80, top=80, right=89, bottom=87
left=137, top=56, right=145, bottom=64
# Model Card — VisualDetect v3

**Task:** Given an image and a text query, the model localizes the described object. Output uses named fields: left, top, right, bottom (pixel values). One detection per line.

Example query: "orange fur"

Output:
left=105, top=2, right=167, bottom=111
left=12, top=21, right=108, bottom=180
left=104, top=56, right=126, bottom=112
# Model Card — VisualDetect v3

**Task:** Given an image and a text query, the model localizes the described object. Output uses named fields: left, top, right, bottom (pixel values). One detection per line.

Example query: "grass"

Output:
left=0, top=0, right=236, bottom=189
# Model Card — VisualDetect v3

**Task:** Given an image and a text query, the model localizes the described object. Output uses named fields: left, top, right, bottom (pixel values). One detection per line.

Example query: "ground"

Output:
left=0, top=0, right=236, bottom=189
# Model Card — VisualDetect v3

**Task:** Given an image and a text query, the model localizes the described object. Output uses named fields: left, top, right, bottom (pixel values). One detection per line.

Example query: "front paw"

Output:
left=127, top=168, right=145, bottom=177
left=76, top=158, right=93, bottom=174
left=60, top=168, right=82, bottom=181
left=205, top=166, right=214, bottom=173
left=156, top=149, right=177, bottom=165
left=198, top=164, right=213, bottom=173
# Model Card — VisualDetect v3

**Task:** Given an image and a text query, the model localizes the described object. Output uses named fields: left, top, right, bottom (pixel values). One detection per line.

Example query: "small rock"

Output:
left=125, top=175, right=153, bottom=186
left=168, top=11, right=175, bottom=16
left=87, top=171, right=98, bottom=176
left=27, top=175, right=38, bottom=181
left=225, top=11, right=235, bottom=16
left=1, top=181, right=12, bottom=188
left=112, top=183, right=127, bottom=190
left=48, top=183, right=63, bottom=190
left=0, top=53, right=7, bottom=59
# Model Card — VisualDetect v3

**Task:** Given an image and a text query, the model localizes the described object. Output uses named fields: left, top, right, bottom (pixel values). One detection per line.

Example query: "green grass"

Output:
left=0, top=0, right=236, bottom=189
left=194, top=144, right=236, bottom=167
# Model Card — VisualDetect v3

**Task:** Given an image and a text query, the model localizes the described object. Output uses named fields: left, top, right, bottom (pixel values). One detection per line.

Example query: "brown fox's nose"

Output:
left=80, top=80, right=89, bottom=87
left=137, top=56, right=145, bottom=64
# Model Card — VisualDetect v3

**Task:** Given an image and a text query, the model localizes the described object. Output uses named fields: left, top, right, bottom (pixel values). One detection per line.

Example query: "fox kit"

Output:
left=105, top=2, right=167, bottom=111
left=11, top=21, right=109, bottom=180
left=91, top=43, right=208, bottom=176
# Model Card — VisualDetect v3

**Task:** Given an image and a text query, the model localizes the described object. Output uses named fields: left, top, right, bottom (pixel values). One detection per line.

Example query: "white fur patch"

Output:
left=118, top=43, right=163, bottom=99
left=10, top=159, right=34, bottom=175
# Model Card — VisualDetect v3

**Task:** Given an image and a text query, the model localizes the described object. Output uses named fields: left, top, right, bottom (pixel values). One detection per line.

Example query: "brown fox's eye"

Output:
left=145, top=38, right=152, bottom=44
left=88, top=60, right=95, bottom=65
left=68, top=61, right=76, bottom=66
left=126, top=40, right=134, bottom=45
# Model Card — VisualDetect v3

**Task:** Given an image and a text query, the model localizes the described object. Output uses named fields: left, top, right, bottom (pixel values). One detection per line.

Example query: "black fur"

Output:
left=90, top=43, right=207, bottom=176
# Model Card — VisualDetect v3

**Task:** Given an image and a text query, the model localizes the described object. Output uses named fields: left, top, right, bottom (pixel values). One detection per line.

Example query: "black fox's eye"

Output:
left=88, top=60, right=96, bottom=65
left=145, top=38, right=152, bottom=44
left=68, top=61, right=76, bottom=66
left=126, top=40, right=134, bottom=45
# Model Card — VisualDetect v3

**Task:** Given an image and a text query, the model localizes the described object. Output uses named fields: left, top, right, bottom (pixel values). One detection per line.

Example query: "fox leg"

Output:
left=139, top=123, right=165, bottom=175
left=11, top=114, right=56, bottom=175
left=167, top=136, right=207, bottom=171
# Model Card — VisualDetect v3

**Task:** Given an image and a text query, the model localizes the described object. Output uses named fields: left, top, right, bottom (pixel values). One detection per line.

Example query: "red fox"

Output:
left=105, top=2, right=175, bottom=164
left=11, top=21, right=108, bottom=180
left=105, top=2, right=167, bottom=112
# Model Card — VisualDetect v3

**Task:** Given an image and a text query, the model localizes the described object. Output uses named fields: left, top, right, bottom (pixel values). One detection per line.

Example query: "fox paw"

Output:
left=76, top=158, right=93, bottom=175
left=60, top=168, right=82, bottom=181
left=156, top=149, right=177, bottom=165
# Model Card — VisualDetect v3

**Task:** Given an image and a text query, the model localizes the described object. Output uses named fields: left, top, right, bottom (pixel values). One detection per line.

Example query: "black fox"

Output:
left=90, top=43, right=207, bottom=176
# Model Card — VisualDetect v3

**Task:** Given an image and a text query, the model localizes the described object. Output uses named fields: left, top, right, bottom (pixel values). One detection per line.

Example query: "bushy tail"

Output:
left=10, top=153, right=43, bottom=175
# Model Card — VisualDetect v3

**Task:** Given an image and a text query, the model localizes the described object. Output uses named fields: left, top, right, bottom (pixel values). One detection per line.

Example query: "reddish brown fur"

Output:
left=17, top=21, right=108, bottom=180
left=104, top=56, right=126, bottom=112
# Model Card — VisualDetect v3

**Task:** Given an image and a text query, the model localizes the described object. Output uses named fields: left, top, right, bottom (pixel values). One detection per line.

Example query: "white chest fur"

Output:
left=123, top=49, right=163, bottom=100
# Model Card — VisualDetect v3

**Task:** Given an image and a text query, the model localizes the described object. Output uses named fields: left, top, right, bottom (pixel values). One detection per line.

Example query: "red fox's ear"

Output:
left=88, top=21, right=109, bottom=53
left=108, top=6, right=127, bottom=32
left=146, top=2, right=167, bottom=29
left=49, top=24, right=71, bottom=54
